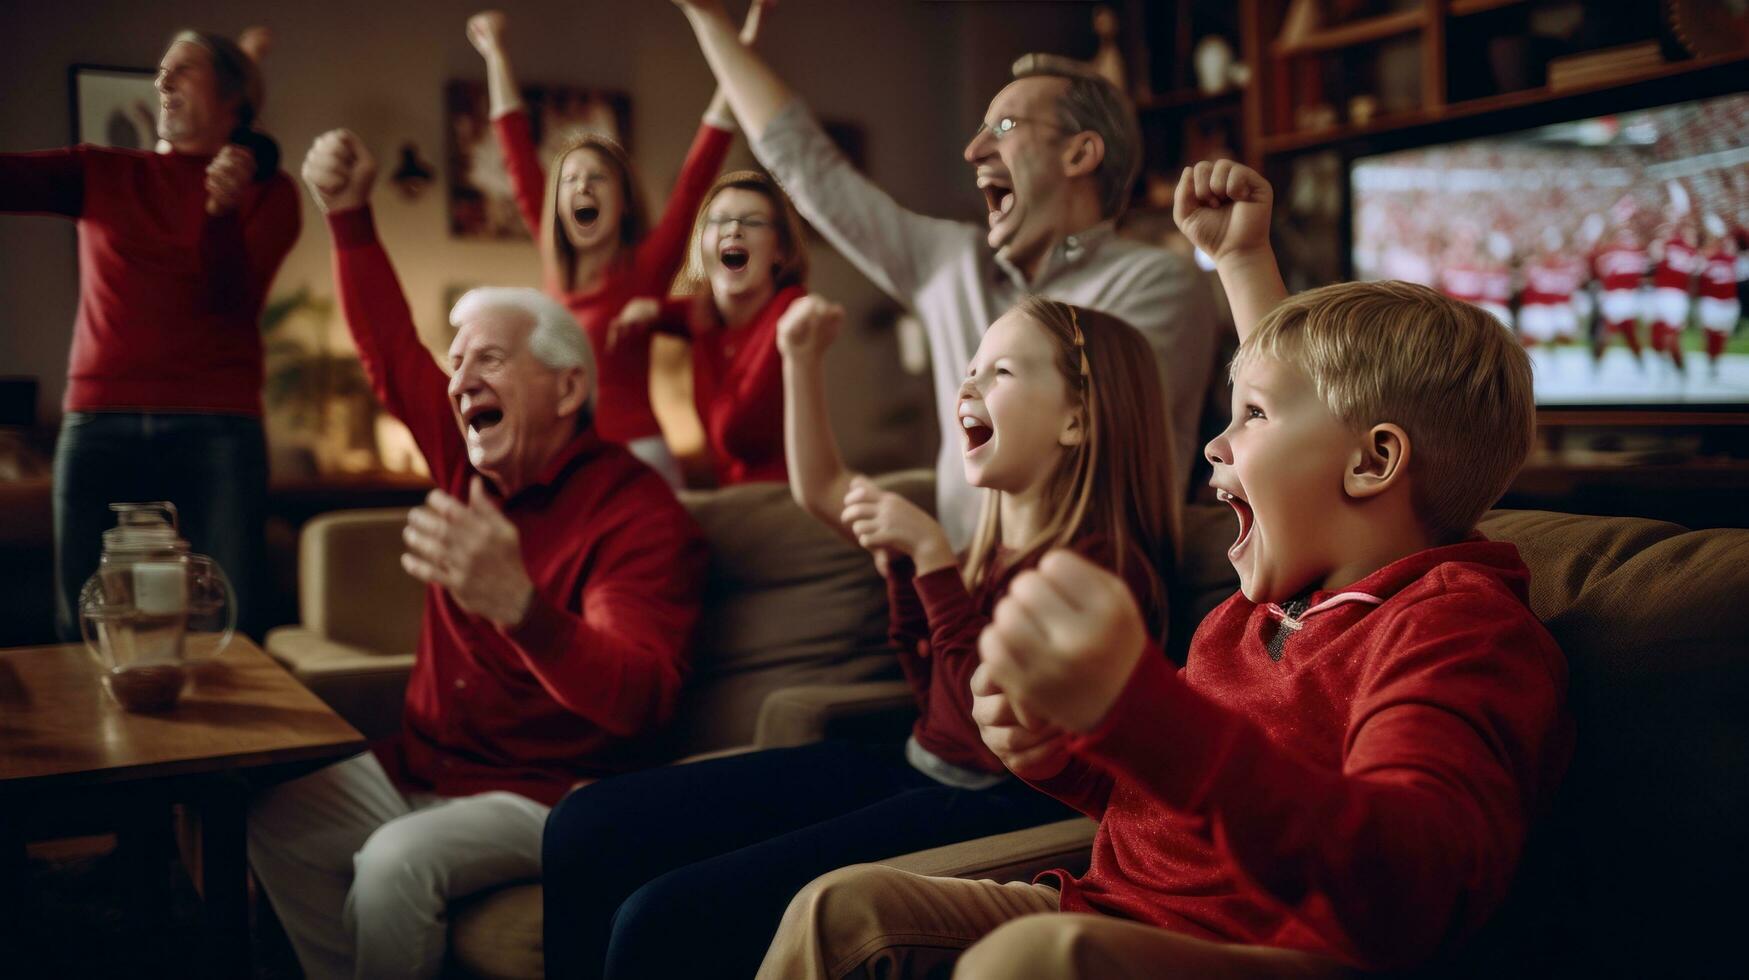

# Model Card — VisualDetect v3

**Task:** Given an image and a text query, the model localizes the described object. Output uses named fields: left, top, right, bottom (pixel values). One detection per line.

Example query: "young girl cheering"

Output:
left=465, top=5, right=765, bottom=483
left=607, top=170, right=810, bottom=485
left=539, top=293, right=1181, bottom=979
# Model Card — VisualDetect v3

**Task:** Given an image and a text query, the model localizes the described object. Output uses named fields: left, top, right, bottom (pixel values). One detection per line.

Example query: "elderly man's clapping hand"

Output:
left=401, top=476, right=536, bottom=628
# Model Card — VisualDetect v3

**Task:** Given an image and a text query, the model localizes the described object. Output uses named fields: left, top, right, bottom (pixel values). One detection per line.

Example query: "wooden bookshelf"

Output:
left=1449, top=0, right=1527, bottom=15
left=1272, top=7, right=1425, bottom=56
left=1254, top=49, right=1749, bottom=156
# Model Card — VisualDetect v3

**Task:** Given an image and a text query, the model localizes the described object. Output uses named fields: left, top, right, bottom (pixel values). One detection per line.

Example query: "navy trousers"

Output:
left=540, top=738, right=1073, bottom=979
left=53, top=411, right=267, bottom=642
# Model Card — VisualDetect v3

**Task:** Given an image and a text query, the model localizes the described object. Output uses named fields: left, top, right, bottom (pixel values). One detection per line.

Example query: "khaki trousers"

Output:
left=758, top=864, right=1357, bottom=980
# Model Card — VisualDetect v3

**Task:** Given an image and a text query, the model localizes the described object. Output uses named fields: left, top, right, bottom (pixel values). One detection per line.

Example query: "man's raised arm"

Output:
left=302, top=129, right=464, bottom=478
left=672, top=0, right=966, bottom=304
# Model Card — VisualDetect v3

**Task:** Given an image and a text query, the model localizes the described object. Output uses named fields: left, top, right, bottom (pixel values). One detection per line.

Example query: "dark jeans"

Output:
left=541, top=739, right=1074, bottom=980
left=53, top=411, right=267, bottom=643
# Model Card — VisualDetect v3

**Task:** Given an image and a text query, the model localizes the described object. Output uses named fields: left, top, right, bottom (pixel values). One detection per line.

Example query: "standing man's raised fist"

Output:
left=301, top=130, right=377, bottom=215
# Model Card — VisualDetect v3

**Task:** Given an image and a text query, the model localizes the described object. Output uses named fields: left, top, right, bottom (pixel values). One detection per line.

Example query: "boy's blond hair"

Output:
left=1234, top=280, right=1534, bottom=544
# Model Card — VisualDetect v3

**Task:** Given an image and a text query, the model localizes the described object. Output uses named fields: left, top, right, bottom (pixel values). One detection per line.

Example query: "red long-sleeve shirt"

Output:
left=494, top=110, right=731, bottom=444
left=889, top=538, right=1162, bottom=776
left=327, top=207, right=708, bottom=807
left=0, top=145, right=300, bottom=414
left=649, top=286, right=803, bottom=485
left=1034, top=540, right=1571, bottom=971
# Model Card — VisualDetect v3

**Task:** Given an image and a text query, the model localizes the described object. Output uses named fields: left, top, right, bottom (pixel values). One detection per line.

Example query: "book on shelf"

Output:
left=1547, top=41, right=1666, bottom=92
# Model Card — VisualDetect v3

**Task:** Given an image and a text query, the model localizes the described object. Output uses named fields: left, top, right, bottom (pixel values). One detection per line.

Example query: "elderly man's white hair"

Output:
left=449, top=286, right=595, bottom=415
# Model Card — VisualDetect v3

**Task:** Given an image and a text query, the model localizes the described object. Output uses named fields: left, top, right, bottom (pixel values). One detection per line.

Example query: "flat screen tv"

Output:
left=1350, top=91, right=1749, bottom=408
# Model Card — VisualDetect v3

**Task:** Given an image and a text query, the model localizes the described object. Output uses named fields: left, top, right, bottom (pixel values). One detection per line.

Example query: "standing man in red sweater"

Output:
left=0, top=29, right=299, bottom=641
left=757, top=161, right=1570, bottom=979
left=246, top=131, right=707, bottom=980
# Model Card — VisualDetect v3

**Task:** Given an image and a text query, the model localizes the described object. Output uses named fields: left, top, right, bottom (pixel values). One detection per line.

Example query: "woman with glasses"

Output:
left=606, top=171, right=808, bottom=486
left=464, top=5, right=766, bottom=485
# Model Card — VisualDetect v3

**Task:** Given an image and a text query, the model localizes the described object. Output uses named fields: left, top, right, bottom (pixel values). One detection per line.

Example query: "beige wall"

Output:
left=0, top=0, right=1094, bottom=472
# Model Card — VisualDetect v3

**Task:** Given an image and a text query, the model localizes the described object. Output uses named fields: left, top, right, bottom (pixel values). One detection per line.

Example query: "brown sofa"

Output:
left=267, top=474, right=1747, bottom=977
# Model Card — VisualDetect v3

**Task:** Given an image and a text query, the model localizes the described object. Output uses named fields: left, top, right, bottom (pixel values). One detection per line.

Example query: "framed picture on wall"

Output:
left=445, top=80, right=631, bottom=240
left=68, top=64, right=160, bottom=150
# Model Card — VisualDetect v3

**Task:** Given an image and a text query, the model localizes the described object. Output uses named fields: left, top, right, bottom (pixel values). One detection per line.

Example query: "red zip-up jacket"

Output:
left=1035, top=540, right=1571, bottom=970
left=328, top=206, right=708, bottom=806
left=649, top=286, right=804, bottom=486
left=0, top=145, right=300, bottom=414
left=494, top=110, right=731, bottom=444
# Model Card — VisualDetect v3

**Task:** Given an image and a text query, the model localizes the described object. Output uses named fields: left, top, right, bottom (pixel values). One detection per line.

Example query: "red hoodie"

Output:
left=1035, top=540, right=1572, bottom=971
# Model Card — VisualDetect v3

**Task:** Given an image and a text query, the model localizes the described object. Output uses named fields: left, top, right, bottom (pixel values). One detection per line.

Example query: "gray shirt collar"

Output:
left=993, top=220, right=1119, bottom=288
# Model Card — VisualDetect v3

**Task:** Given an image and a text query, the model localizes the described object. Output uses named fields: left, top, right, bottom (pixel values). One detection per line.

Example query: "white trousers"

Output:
left=245, top=753, right=548, bottom=980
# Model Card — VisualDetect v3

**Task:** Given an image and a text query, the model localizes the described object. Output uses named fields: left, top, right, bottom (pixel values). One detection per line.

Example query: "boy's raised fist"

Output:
left=1173, top=159, right=1273, bottom=264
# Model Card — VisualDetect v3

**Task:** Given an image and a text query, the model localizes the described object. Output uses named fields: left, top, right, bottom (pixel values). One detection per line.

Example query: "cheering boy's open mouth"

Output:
left=719, top=245, right=750, bottom=271
left=1217, top=488, right=1255, bottom=559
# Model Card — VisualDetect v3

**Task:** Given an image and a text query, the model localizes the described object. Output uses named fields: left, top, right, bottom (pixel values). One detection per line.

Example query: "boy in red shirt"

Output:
left=756, top=161, right=1571, bottom=979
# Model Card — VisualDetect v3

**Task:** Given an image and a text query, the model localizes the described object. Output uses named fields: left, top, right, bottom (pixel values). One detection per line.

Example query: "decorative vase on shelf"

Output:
left=1194, top=36, right=1235, bottom=95
left=1091, top=5, right=1127, bottom=94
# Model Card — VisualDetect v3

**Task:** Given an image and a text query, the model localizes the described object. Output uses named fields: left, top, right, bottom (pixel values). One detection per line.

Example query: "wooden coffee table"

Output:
left=0, top=636, right=365, bottom=976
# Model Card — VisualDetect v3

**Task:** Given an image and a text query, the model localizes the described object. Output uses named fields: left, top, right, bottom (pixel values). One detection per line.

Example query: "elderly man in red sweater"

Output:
left=246, top=130, right=708, bottom=980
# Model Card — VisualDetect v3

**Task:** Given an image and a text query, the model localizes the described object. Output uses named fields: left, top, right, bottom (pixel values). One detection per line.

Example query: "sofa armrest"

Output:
left=264, top=625, right=411, bottom=742
left=880, top=817, right=1097, bottom=883
left=297, top=507, right=424, bottom=653
left=753, top=680, right=918, bottom=749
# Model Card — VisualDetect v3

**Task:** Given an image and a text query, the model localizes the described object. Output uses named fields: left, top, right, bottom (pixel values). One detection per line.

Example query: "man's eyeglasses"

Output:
left=971, top=116, right=1069, bottom=143
left=704, top=215, right=773, bottom=231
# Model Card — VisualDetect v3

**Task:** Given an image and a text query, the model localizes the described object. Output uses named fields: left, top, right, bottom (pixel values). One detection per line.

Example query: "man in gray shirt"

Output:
left=675, top=0, right=1216, bottom=548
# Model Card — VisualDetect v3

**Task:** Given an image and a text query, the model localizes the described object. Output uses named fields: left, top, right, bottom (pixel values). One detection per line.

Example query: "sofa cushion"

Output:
left=451, top=884, right=543, bottom=980
left=1470, top=510, right=1749, bottom=975
left=658, top=472, right=930, bottom=756
left=298, top=507, right=424, bottom=655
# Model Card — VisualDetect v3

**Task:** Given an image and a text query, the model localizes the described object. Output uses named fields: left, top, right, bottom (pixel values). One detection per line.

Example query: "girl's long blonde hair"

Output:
left=961, top=296, right=1180, bottom=634
left=538, top=135, right=650, bottom=293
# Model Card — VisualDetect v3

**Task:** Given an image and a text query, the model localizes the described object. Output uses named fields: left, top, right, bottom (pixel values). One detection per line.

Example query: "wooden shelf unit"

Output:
left=1252, top=48, right=1749, bottom=156
left=1449, top=0, right=1528, bottom=16
left=1272, top=7, right=1425, bottom=56
left=1236, top=0, right=1749, bottom=168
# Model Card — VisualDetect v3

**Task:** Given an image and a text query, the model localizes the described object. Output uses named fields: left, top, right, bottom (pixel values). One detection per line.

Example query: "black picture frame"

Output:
left=68, top=63, right=159, bottom=150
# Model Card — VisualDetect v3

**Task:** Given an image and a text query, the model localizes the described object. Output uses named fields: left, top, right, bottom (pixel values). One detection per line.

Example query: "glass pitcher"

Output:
left=78, top=502, right=236, bottom=712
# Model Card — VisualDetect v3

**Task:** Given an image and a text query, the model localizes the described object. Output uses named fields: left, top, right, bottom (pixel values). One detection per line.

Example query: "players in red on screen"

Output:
left=1351, top=90, right=1749, bottom=404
